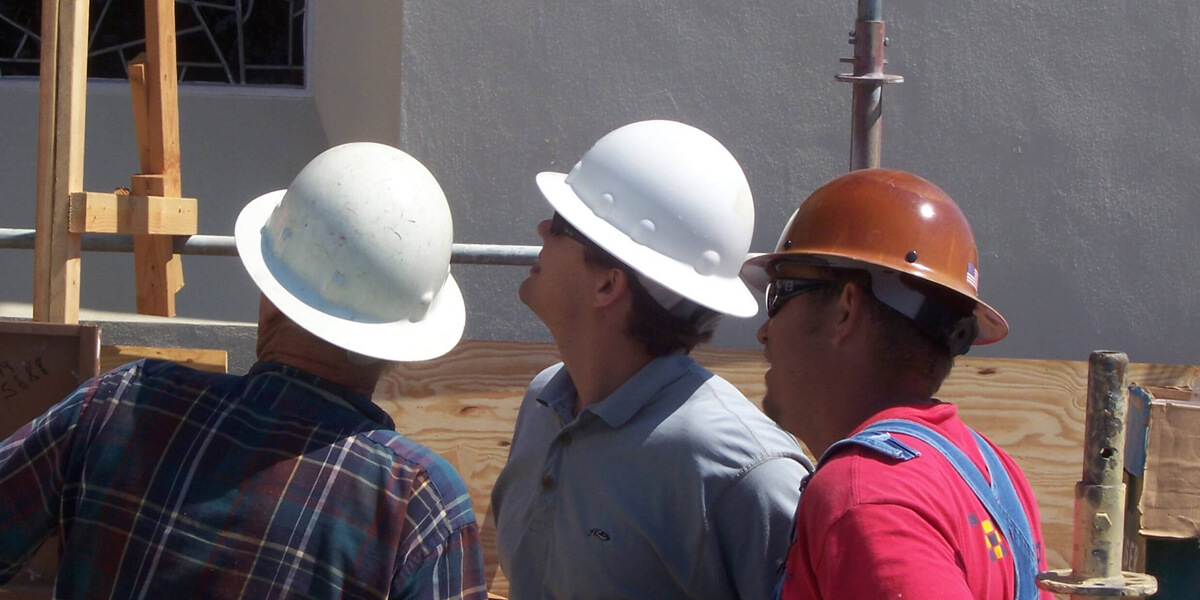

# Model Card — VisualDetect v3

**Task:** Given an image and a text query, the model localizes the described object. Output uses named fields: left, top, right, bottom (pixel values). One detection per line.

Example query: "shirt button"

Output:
left=559, top=434, right=572, bottom=446
left=541, top=475, right=554, bottom=490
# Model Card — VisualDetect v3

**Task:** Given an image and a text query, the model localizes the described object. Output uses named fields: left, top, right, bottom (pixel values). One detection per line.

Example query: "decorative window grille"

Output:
left=0, top=0, right=306, bottom=87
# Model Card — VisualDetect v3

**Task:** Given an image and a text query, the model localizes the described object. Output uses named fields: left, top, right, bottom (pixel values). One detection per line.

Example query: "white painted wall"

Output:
left=1, top=0, right=1196, bottom=368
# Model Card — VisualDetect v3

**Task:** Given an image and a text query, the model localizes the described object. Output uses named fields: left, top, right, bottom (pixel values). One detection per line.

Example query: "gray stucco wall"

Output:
left=0, top=1, right=1196, bottom=368
left=0, top=84, right=325, bottom=325
left=401, top=0, right=1200, bottom=365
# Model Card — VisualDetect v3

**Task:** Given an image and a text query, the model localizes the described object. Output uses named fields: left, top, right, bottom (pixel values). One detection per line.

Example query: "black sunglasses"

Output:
left=765, top=278, right=836, bottom=317
left=550, top=212, right=606, bottom=252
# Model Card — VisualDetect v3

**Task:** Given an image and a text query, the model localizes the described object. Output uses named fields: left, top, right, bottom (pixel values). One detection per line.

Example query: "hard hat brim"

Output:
left=741, top=250, right=1008, bottom=345
left=536, top=172, right=759, bottom=318
left=235, top=189, right=467, bottom=362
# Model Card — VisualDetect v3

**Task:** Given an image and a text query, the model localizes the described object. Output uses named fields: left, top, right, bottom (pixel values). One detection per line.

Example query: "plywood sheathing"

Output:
left=374, top=341, right=1200, bottom=596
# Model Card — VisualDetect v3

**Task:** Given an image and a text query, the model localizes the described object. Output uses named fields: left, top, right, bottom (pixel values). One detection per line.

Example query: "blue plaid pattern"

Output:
left=0, top=360, right=487, bottom=600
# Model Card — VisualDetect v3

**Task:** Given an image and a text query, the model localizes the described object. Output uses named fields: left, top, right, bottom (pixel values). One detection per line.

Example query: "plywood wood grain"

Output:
left=375, top=341, right=559, bottom=592
left=375, top=341, right=1198, bottom=596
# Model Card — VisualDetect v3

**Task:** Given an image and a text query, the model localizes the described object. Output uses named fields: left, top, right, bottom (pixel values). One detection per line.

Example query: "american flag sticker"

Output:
left=966, top=263, right=979, bottom=291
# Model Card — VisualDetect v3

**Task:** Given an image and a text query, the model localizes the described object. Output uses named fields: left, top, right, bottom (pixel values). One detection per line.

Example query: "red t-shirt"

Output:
left=779, top=402, right=1052, bottom=599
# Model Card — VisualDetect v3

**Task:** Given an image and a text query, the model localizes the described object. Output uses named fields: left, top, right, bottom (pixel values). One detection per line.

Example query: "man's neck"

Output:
left=811, top=369, right=936, bottom=456
left=556, top=329, right=654, bottom=415
left=256, top=298, right=385, bottom=398
left=257, top=346, right=384, bottom=398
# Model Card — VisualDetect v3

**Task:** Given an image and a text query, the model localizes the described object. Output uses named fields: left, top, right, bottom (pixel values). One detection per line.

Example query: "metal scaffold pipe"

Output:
left=837, top=0, right=902, bottom=171
left=0, top=228, right=541, bottom=266
left=858, top=0, right=881, bottom=21
left=1036, top=351, right=1158, bottom=598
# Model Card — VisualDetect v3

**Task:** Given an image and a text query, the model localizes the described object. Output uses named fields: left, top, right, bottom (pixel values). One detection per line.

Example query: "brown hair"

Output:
left=582, top=246, right=717, bottom=356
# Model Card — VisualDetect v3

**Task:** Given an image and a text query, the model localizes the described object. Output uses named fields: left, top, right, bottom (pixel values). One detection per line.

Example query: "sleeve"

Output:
left=0, top=384, right=89, bottom=583
left=811, top=502, right=973, bottom=600
left=394, top=460, right=489, bottom=600
left=396, top=520, right=489, bottom=600
left=712, top=456, right=805, bottom=600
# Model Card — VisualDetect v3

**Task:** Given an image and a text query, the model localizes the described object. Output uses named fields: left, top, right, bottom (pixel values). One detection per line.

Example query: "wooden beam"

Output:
left=33, top=0, right=88, bottom=324
left=32, top=0, right=60, bottom=323
left=100, top=345, right=227, bottom=374
left=130, top=1, right=185, bottom=317
left=127, top=54, right=152, bottom=172
left=131, top=177, right=182, bottom=316
left=68, top=192, right=198, bottom=235
left=144, top=0, right=181, bottom=189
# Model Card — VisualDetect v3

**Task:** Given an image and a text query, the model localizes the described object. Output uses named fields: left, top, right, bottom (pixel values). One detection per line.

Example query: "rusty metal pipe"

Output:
left=1075, top=351, right=1130, bottom=580
left=1036, top=351, right=1157, bottom=598
left=838, top=0, right=902, bottom=171
left=848, top=25, right=885, bottom=171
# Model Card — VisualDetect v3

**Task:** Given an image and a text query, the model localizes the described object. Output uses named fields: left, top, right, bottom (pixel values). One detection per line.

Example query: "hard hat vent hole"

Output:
left=905, top=250, right=919, bottom=263
left=695, top=250, right=721, bottom=276
left=632, top=218, right=656, bottom=244
left=783, top=239, right=793, bottom=250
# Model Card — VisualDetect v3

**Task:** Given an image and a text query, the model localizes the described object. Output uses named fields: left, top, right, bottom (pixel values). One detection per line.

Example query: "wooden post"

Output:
left=33, top=0, right=89, bottom=324
left=131, top=0, right=185, bottom=317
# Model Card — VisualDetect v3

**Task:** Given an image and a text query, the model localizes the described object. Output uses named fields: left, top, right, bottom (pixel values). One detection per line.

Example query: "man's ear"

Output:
left=594, top=266, right=630, bottom=309
left=831, top=281, right=870, bottom=345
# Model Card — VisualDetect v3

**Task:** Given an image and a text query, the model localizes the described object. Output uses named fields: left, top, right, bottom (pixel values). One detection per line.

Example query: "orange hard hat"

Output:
left=741, top=168, right=1008, bottom=348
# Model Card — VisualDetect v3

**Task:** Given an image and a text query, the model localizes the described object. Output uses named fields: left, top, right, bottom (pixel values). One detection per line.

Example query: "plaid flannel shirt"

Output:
left=0, top=360, right=487, bottom=600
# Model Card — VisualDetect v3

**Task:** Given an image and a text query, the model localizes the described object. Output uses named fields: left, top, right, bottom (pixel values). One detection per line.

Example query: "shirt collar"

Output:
left=537, top=354, right=695, bottom=428
left=248, top=361, right=395, bottom=429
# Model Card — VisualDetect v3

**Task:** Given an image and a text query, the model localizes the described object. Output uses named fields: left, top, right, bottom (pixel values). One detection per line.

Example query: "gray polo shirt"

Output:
left=492, top=355, right=812, bottom=600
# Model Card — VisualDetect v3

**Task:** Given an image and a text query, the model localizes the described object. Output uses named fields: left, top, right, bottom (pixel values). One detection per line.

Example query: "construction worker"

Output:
left=0, top=143, right=487, bottom=599
left=742, top=168, right=1050, bottom=599
left=491, top=120, right=813, bottom=599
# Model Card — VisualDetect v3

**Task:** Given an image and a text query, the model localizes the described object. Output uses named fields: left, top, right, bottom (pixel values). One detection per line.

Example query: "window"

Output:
left=0, top=0, right=306, bottom=87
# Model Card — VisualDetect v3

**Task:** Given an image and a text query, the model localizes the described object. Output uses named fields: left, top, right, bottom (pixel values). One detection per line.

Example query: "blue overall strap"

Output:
left=849, top=419, right=1040, bottom=600
left=801, top=429, right=922, bottom=496
left=968, top=428, right=1041, bottom=600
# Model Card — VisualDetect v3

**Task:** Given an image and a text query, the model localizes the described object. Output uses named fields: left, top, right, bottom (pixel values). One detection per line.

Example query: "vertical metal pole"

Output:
left=1036, top=351, right=1157, bottom=598
left=858, top=0, right=881, bottom=20
left=1075, top=351, right=1130, bottom=582
left=837, top=0, right=902, bottom=171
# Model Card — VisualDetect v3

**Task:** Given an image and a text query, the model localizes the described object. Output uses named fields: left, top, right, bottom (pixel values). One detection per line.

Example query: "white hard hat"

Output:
left=536, top=120, right=758, bottom=317
left=235, top=142, right=465, bottom=361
